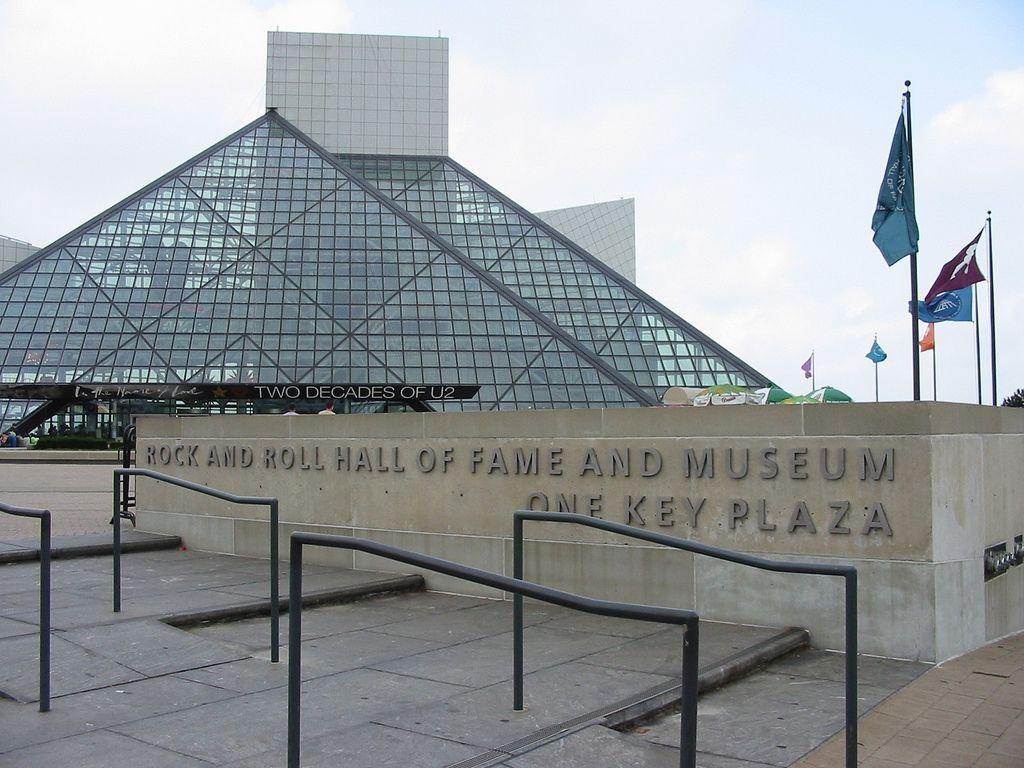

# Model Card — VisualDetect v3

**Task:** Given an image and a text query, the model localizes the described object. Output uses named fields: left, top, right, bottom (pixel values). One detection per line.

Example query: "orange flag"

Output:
left=920, top=323, right=935, bottom=352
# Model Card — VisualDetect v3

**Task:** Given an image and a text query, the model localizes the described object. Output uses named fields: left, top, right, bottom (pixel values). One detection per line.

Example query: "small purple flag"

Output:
left=801, top=354, right=813, bottom=379
left=925, top=230, right=985, bottom=302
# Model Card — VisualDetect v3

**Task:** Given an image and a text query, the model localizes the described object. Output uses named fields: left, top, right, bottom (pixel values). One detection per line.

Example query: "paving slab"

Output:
left=580, top=621, right=780, bottom=678
left=766, top=647, right=929, bottom=690
left=0, top=633, right=141, bottom=702
left=0, top=674, right=236, bottom=752
left=0, top=727, right=215, bottom=767
left=0, top=530, right=180, bottom=564
left=792, top=631, right=1024, bottom=768
left=362, top=600, right=558, bottom=645
left=8, top=588, right=251, bottom=630
left=112, top=668, right=469, bottom=765
left=370, top=624, right=627, bottom=688
left=191, top=597, right=446, bottom=648
left=222, top=721, right=483, bottom=768
left=500, top=724, right=679, bottom=767
left=173, top=658, right=291, bottom=695
left=61, top=620, right=248, bottom=678
left=0, top=615, right=37, bottom=639
left=295, top=628, right=449, bottom=678
left=214, top=568, right=398, bottom=599
left=0, top=537, right=820, bottom=767
left=374, top=662, right=675, bottom=750
left=634, top=647, right=929, bottom=766
left=535, top=609, right=676, bottom=639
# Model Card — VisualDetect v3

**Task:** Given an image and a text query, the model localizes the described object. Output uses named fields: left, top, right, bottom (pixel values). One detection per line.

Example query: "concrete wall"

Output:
left=135, top=403, right=1024, bottom=662
left=266, top=31, right=448, bottom=155
left=0, top=235, right=37, bottom=274
left=536, top=199, right=636, bottom=281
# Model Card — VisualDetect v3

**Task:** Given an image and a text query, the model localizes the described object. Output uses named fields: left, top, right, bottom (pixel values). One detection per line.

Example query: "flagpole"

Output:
left=987, top=211, right=996, bottom=405
left=904, top=81, right=921, bottom=402
left=974, top=283, right=982, bottom=405
left=873, top=334, right=880, bottom=402
left=932, top=338, right=937, bottom=402
left=812, top=351, right=816, bottom=391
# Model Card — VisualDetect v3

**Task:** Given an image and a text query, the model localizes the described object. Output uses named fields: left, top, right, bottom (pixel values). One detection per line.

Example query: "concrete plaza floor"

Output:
left=13, top=532, right=1018, bottom=767
left=0, top=459, right=115, bottom=538
left=0, top=536, right=811, bottom=767
left=793, top=630, right=1024, bottom=767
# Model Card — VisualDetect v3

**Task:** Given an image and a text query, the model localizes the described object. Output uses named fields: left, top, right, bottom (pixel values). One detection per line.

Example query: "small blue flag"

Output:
left=871, top=112, right=919, bottom=266
left=866, top=340, right=887, bottom=363
left=913, top=286, right=973, bottom=323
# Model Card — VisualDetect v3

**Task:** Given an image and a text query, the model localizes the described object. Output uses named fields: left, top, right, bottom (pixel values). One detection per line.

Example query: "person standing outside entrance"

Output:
left=317, top=402, right=336, bottom=415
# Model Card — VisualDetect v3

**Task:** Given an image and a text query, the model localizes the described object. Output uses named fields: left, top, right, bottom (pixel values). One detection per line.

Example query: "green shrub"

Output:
left=1002, top=388, right=1024, bottom=408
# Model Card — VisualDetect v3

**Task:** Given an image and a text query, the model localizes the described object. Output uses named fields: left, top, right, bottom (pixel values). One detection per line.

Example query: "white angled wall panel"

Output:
left=536, top=198, right=636, bottom=282
left=0, top=235, right=37, bottom=274
left=266, top=31, right=448, bottom=155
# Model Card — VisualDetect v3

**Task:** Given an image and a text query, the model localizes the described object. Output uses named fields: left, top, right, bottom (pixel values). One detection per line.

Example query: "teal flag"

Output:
left=866, top=340, right=887, bottom=363
left=871, top=112, right=919, bottom=266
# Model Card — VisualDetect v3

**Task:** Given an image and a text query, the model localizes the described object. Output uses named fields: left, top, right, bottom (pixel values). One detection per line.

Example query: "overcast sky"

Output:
left=1, top=0, right=1020, bottom=403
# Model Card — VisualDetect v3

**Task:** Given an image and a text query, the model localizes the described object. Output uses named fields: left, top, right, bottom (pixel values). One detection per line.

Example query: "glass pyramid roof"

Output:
left=0, top=111, right=768, bottom=423
left=340, top=155, right=765, bottom=391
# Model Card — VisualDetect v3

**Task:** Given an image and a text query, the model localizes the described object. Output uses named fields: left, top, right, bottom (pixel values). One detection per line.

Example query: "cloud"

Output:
left=0, top=0, right=351, bottom=245
left=929, top=69, right=1024, bottom=166
left=0, top=0, right=351, bottom=119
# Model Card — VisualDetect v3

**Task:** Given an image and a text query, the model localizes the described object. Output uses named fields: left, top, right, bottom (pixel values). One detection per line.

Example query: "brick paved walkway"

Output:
left=795, top=631, right=1024, bottom=767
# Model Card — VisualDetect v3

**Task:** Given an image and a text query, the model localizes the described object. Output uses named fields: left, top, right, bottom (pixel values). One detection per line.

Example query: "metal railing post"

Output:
left=513, top=511, right=858, bottom=768
left=285, top=532, right=700, bottom=768
left=513, top=514, right=524, bottom=711
left=287, top=537, right=303, bottom=768
left=846, top=571, right=858, bottom=768
left=38, top=511, right=51, bottom=712
left=112, top=474, right=121, bottom=612
left=0, top=502, right=52, bottom=711
left=270, top=498, right=280, bottom=664
left=112, top=468, right=279, bottom=661
left=679, top=618, right=699, bottom=768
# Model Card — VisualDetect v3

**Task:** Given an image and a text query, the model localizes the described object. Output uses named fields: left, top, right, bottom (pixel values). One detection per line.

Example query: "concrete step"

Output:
left=162, top=573, right=426, bottom=629
left=0, top=530, right=180, bottom=564
left=437, top=626, right=810, bottom=768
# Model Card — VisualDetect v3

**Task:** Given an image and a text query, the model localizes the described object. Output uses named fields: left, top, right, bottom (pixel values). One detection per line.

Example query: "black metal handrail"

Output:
left=117, top=425, right=136, bottom=526
left=113, top=468, right=281, bottom=662
left=286, top=532, right=700, bottom=768
left=513, top=511, right=858, bottom=768
left=0, top=501, right=51, bottom=712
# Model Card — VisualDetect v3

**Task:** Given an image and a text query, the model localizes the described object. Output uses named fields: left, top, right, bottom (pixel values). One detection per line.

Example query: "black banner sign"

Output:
left=0, top=383, right=480, bottom=403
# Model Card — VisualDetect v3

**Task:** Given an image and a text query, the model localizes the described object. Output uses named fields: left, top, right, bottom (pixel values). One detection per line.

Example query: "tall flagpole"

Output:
left=932, top=337, right=937, bottom=402
left=812, top=351, right=816, bottom=391
left=904, top=81, right=921, bottom=401
left=973, top=283, right=982, bottom=404
left=987, top=211, right=997, bottom=405
left=874, top=334, right=880, bottom=402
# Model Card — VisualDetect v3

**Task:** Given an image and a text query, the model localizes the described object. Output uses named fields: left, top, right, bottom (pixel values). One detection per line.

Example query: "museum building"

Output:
left=0, top=108, right=768, bottom=432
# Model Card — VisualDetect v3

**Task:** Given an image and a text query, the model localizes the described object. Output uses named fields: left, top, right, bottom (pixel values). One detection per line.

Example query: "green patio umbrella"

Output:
left=808, top=386, right=854, bottom=403
left=693, top=384, right=757, bottom=406
left=779, top=395, right=818, bottom=404
left=754, top=386, right=793, bottom=404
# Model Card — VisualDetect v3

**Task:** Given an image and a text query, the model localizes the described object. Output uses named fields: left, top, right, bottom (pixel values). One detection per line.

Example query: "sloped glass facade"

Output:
left=0, top=111, right=768, bottom=429
left=341, top=155, right=759, bottom=390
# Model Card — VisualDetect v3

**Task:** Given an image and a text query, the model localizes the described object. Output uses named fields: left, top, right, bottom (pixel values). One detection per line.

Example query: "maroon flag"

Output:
left=925, top=230, right=986, bottom=302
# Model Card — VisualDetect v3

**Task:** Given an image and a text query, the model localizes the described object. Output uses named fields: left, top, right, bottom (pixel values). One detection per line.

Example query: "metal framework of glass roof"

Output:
left=0, top=110, right=769, bottom=425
